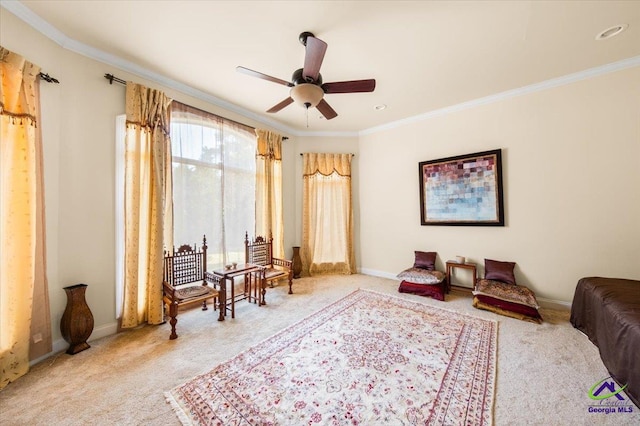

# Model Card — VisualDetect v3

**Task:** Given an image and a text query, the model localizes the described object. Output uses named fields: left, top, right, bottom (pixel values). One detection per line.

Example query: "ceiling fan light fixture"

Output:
left=290, top=83, right=324, bottom=108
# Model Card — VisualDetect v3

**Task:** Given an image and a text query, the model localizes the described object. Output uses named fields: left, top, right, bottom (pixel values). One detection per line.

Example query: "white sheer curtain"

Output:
left=301, top=153, right=355, bottom=276
left=170, top=102, right=255, bottom=268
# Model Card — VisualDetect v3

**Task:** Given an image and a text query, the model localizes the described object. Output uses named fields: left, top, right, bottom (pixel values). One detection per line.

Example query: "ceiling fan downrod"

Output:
left=299, top=31, right=315, bottom=46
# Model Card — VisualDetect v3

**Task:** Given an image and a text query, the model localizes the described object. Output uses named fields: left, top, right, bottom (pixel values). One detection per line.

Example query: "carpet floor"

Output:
left=167, top=289, right=497, bottom=425
left=0, top=274, right=638, bottom=425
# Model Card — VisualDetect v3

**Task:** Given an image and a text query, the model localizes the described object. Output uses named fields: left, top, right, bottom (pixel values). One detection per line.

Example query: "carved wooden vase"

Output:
left=292, top=246, right=302, bottom=279
left=60, top=284, right=94, bottom=355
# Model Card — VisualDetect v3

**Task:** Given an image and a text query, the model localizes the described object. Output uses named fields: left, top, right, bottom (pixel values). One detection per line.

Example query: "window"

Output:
left=115, top=105, right=256, bottom=318
left=170, top=102, right=255, bottom=269
left=115, top=115, right=125, bottom=318
left=301, top=153, right=355, bottom=275
left=310, top=173, right=348, bottom=263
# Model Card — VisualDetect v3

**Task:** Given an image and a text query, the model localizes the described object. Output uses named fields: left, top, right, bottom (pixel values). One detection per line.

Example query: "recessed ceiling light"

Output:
left=374, top=104, right=387, bottom=111
left=596, top=24, right=628, bottom=40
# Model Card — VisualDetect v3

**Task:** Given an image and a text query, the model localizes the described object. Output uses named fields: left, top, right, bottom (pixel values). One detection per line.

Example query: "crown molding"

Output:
left=295, top=131, right=359, bottom=138
left=360, top=55, right=640, bottom=136
left=3, top=0, right=639, bottom=139
left=1, top=0, right=67, bottom=45
left=0, top=0, right=300, bottom=136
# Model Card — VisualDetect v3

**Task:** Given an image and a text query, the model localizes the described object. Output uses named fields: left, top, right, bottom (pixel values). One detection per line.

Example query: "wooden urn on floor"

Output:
left=60, top=284, right=94, bottom=355
left=292, top=246, right=302, bottom=279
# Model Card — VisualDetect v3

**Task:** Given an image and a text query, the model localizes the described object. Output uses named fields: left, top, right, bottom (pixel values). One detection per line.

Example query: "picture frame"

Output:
left=419, top=149, right=504, bottom=226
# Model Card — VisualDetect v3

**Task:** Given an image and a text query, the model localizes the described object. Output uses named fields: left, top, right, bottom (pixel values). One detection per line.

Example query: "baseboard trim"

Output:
left=536, top=297, right=572, bottom=311
left=358, top=268, right=571, bottom=310
left=30, top=321, right=119, bottom=366
left=358, top=267, right=398, bottom=280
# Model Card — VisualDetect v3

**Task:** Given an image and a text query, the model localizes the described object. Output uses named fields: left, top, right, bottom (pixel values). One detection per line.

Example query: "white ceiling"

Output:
left=7, top=1, right=640, bottom=134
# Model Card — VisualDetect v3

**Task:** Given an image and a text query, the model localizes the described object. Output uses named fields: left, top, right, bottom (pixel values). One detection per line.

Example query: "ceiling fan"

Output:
left=237, top=31, right=376, bottom=120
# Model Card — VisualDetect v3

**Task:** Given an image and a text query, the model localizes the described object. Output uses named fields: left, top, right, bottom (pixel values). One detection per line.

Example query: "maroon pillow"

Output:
left=484, top=258, right=517, bottom=285
left=473, top=295, right=542, bottom=323
left=414, top=251, right=436, bottom=271
left=398, top=280, right=445, bottom=301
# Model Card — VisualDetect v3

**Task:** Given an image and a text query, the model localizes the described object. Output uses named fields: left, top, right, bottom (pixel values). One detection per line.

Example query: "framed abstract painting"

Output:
left=419, top=149, right=504, bottom=226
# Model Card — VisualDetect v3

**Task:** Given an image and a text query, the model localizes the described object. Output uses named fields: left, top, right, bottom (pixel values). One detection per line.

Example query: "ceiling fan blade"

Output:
left=322, top=79, right=376, bottom=94
left=302, top=36, right=327, bottom=82
left=236, top=66, right=293, bottom=87
left=316, top=99, right=338, bottom=120
left=267, top=97, right=294, bottom=113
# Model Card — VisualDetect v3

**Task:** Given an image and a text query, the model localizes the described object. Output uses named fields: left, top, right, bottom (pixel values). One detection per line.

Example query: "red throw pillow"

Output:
left=414, top=251, right=437, bottom=271
left=484, top=258, right=517, bottom=285
left=398, top=280, right=445, bottom=301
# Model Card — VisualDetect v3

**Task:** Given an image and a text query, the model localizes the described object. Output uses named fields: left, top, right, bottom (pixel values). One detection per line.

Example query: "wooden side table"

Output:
left=212, top=263, right=265, bottom=319
left=445, top=261, right=477, bottom=292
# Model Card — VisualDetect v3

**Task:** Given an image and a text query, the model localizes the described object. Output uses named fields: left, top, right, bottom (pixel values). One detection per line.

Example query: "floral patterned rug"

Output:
left=166, top=289, right=497, bottom=425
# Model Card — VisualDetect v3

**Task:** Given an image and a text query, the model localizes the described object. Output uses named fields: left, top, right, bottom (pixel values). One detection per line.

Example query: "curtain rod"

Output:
left=300, top=153, right=355, bottom=156
left=104, top=73, right=126, bottom=85
left=39, top=72, right=59, bottom=84
left=103, top=72, right=288, bottom=140
left=172, top=100, right=255, bottom=133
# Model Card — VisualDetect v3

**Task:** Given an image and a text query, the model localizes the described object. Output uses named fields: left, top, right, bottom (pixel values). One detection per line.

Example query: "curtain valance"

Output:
left=255, top=129, right=282, bottom=160
left=302, top=153, right=352, bottom=177
left=0, top=46, right=40, bottom=126
left=125, top=83, right=171, bottom=134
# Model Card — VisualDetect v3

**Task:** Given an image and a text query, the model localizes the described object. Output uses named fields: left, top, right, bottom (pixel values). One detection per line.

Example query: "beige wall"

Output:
left=358, top=66, right=640, bottom=302
left=1, top=10, right=295, bottom=349
left=3, top=6, right=639, bottom=357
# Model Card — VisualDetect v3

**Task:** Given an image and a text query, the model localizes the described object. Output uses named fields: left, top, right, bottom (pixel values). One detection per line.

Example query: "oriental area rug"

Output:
left=166, top=289, right=497, bottom=425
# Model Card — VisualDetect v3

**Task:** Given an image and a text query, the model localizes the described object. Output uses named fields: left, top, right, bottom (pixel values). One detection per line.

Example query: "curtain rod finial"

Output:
left=38, top=72, right=59, bottom=84
left=104, top=73, right=126, bottom=85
